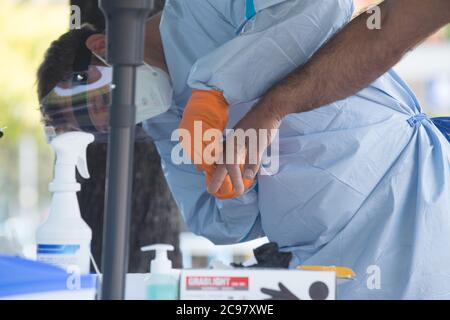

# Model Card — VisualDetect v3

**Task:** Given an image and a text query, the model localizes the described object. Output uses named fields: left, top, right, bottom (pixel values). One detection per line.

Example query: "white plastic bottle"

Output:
left=141, top=244, right=179, bottom=300
left=36, top=132, right=94, bottom=274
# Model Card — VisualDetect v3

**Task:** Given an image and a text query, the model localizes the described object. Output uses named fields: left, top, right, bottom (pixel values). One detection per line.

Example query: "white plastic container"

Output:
left=36, top=132, right=94, bottom=274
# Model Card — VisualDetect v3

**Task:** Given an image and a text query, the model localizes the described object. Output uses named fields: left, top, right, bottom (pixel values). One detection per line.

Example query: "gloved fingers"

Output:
left=207, top=163, right=228, bottom=194
left=178, top=89, right=259, bottom=199
left=178, top=89, right=229, bottom=171
left=244, top=151, right=262, bottom=180
left=206, top=164, right=255, bottom=199
left=261, top=283, right=300, bottom=300
left=243, top=165, right=259, bottom=180
left=205, top=173, right=235, bottom=199
left=207, top=143, right=246, bottom=196
left=226, top=163, right=245, bottom=196
left=210, top=135, right=248, bottom=196
left=260, top=287, right=284, bottom=299
left=242, top=176, right=254, bottom=190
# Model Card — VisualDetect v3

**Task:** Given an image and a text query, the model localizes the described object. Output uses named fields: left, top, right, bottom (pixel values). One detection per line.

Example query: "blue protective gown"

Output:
left=144, top=0, right=450, bottom=299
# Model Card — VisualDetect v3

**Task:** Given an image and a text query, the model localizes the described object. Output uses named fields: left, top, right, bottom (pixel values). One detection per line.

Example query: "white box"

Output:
left=180, top=269, right=336, bottom=300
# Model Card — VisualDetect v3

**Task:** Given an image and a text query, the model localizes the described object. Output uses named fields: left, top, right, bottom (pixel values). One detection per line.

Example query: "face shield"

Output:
left=40, top=54, right=173, bottom=143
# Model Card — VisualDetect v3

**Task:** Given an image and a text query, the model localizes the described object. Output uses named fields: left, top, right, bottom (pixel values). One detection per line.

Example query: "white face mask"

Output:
left=91, top=52, right=173, bottom=123
left=95, top=64, right=173, bottom=124
left=134, top=63, right=173, bottom=124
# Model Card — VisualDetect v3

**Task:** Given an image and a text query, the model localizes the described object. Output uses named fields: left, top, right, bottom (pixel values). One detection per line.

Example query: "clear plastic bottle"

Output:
left=141, top=244, right=179, bottom=300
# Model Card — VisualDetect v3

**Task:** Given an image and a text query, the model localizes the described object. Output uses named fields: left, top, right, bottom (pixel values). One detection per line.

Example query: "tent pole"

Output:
left=99, top=0, right=154, bottom=300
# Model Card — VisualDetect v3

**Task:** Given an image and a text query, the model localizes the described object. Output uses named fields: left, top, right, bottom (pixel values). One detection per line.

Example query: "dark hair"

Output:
left=37, top=24, right=98, bottom=102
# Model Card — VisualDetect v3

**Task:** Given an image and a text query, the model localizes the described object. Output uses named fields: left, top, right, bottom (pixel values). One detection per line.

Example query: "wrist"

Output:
left=256, top=86, right=303, bottom=121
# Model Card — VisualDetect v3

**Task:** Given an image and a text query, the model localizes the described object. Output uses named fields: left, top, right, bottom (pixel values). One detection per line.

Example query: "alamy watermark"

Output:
left=70, top=5, right=81, bottom=30
left=171, top=122, right=280, bottom=175
left=366, top=265, right=381, bottom=290
left=366, top=5, right=382, bottom=30
left=66, top=265, right=81, bottom=290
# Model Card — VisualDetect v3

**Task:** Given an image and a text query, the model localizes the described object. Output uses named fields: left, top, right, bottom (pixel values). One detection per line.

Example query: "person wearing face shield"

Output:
left=37, top=17, right=179, bottom=272
left=38, top=0, right=450, bottom=299
left=39, top=23, right=172, bottom=142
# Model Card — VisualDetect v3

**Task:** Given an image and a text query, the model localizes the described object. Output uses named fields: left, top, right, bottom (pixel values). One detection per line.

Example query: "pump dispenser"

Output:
left=141, top=244, right=179, bottom=300
left=36, top=132, right=94, bottom=274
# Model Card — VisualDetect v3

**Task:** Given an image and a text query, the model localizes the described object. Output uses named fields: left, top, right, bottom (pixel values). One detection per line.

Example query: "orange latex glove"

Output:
left=179, top=89, right=253, bottom=199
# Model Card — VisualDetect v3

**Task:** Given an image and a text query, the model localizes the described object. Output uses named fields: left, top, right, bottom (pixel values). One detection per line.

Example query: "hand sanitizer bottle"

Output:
left=141, top=244, right=179, bottom=300
left=36, top=132, right=94, bottom=274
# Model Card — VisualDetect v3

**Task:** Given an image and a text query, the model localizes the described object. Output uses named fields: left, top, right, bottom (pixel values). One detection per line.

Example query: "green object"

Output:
left=141, top=244, right=179, bottom=300
left=146, top=274, right=179, bottom=300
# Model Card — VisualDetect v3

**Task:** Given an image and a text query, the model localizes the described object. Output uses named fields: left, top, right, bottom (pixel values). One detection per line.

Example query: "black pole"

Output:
left=99, top=0, right=154, bottom=300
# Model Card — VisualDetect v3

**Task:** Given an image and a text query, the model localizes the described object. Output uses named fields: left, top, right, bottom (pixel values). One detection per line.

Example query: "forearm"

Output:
left=144, top=13, right=168, bottom=72
left=261, top=0, right=450, bottom=119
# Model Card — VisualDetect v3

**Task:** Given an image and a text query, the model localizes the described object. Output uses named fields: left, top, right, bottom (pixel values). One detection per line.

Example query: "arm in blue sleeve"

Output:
left=188, top=0, right=355, bottom=105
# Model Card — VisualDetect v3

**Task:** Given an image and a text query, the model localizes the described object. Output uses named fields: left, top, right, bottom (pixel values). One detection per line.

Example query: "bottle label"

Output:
left=37, top=244, right=89, bottom=273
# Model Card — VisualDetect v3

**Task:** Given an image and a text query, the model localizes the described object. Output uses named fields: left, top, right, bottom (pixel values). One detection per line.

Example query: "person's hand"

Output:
left=179, top=89, right=254, bottom=199
left=207, top=103, right=282, bottom=197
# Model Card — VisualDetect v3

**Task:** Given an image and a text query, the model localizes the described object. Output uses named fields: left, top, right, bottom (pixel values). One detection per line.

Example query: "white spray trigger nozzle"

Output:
left=49, top=132, right=94, bottom=190
left=76, top=144, right=90, bottom=179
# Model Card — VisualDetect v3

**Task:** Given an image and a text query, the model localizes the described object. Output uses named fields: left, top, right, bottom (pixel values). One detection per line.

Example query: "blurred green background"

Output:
left=0, top=0, right=67, bottom=255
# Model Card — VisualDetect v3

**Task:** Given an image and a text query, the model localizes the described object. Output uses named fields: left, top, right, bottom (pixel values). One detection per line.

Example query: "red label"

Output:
left=186, top=276, right=249, bottom=291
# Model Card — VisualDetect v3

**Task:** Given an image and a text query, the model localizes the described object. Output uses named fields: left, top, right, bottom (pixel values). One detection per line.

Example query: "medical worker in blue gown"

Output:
left=144, top=0, right=450, bottom=299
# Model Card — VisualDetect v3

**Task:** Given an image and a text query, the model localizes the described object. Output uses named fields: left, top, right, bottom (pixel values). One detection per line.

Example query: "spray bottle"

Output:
left=141, top=244, right=179, bottom=300
left=36, top=132, right=94, bottom=274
